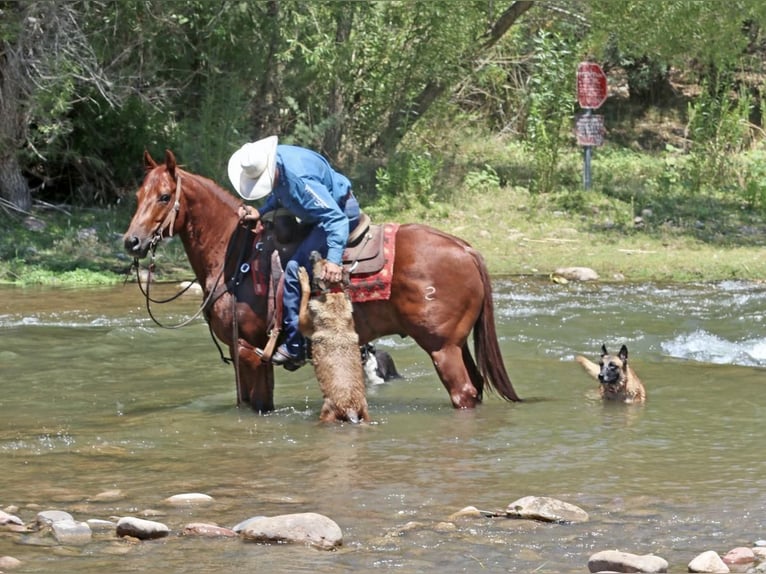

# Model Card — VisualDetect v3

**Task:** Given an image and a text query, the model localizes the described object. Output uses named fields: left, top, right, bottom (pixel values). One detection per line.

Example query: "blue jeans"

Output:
left=280, top=196, right=360, bottom=358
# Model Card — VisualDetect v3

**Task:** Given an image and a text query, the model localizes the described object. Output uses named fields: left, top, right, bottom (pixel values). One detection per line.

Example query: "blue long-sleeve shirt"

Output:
left=257, top=145, right=352, bottom=264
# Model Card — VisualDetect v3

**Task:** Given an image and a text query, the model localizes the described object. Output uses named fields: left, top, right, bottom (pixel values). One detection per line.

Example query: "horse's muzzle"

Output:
left=123, top=234, right=152, bottom=258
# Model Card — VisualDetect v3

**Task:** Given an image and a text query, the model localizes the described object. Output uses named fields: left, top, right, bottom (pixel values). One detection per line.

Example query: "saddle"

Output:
left=248, top=212, right=390, bottom=364
left=342, top=214, right=386, bottom=276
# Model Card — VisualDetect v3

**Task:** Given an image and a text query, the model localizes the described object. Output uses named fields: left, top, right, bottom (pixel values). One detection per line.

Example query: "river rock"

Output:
left=51, top=520, right=92, bottom=545
left=89, top=489, right=125, bottom=502
left=588, top=549, right=668, bottom=573
left=240, top=512, right=342, bottom=550
left=553, top=266, right=600, bottom=282
left=86, top=518, right=116, bottom=532
left=0, top=555, right=22, bottom=570
left=0, top=510, right=25, bottom=532
left=36, top=510, right=74, bottom=529
left=688, top=550, right=730, bottom=573
left=231, top=516, right=267, bottom=533
left=722, top=547, right=755, bottom=565
left=181, top=523, right=238, bottom=538
left=752, top=546, right=766, bottom=560
left=164, top=493, right=214, bottom=505
left=505, top=496, right=589, bottom=523
left=116, top=517, right=170, bottom=540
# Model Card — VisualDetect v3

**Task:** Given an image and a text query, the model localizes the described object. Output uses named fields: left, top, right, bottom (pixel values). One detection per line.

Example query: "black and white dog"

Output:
left=361, top=343, right=402, bottom=385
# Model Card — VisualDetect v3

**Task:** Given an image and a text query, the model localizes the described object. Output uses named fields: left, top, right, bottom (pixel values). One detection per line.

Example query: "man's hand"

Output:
left=238, top=205, right=260, bottom=223
left=322, top=261, right=343, bottom=283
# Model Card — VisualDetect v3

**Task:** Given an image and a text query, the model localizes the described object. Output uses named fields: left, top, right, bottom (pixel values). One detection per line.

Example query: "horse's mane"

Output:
left=176, top=166, right=241, bottom=210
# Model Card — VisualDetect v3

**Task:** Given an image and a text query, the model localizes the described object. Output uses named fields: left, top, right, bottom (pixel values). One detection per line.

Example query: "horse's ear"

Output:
left=164, top=149, right=177, bottom=180
left=144, top=150, right=158, bottom=169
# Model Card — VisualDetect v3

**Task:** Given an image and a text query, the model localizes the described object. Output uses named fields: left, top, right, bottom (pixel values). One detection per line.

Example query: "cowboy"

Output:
left=227, top=135, right=360, bottom=370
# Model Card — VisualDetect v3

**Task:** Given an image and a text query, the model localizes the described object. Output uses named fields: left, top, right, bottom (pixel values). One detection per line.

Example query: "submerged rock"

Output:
left=164, top=493, right=214, bottom=505
left=505, top=496, right=589, bottom=523
left=181, top=523, right=237, bottom=538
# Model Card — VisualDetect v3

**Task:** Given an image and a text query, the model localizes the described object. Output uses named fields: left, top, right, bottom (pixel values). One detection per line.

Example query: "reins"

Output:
left=128, top=172, right=224, bottom=330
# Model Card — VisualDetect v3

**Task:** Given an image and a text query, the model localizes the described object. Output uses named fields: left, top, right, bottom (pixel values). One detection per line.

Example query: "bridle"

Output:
left=129, top=172, right=225, bottom=330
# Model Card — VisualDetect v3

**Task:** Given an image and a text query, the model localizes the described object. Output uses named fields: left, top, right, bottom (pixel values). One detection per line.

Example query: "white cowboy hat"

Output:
left=227, top=135, right=278, bottom=200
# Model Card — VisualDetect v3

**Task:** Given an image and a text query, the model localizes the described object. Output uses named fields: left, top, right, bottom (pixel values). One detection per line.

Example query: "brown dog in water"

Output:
left=298, top=252, right=370, bottom=423
left=575, top=344, right=646, bottom=404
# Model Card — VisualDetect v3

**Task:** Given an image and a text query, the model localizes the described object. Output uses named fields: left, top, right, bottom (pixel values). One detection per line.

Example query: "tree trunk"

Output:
left=251, top=0, right=284, bottom=137
left=372, top=0, right=534, bottom=155
left=321, top=7, right=355, bottom=162
left=0, top=152, right=32, bottom=212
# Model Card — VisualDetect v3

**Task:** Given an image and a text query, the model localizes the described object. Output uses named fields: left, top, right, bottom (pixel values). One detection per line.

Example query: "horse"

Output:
left=122, top=149, right=521, bottom=413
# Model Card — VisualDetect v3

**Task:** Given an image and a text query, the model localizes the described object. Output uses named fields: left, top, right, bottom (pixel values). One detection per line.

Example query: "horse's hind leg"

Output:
left=431, top=344, right=480, bottom=409
left=462, top=343, right=485, bottom=400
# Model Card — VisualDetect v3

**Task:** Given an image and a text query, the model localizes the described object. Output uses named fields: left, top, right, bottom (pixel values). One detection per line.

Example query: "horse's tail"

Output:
left=472, top=250, right=522, bottom=402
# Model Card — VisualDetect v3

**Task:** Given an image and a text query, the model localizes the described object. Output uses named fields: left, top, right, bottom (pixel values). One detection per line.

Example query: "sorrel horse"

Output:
left=123, top=150, right=521, bottom=413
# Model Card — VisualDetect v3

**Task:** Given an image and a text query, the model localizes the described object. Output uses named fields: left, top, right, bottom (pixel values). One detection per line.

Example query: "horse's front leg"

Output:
left=235, top=341, right=275, bottom=413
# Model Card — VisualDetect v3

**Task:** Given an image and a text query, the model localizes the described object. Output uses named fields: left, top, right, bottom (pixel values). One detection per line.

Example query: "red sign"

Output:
left=575, top=114, right=605, bottom=146
left=577, top=62, right=608, bottom=109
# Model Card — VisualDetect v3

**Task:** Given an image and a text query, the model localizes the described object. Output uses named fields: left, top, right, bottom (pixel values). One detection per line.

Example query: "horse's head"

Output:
left=123, top=150, right=184, bottom=258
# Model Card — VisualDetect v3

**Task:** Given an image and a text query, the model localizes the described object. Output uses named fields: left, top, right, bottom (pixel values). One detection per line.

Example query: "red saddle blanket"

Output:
left=343, top=223, right=399, bottom=303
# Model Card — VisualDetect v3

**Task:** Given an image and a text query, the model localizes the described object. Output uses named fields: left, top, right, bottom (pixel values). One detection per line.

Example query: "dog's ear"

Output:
left=600, top=344, right=608, bottom=357
left=619, top=345, right=628, bottom=363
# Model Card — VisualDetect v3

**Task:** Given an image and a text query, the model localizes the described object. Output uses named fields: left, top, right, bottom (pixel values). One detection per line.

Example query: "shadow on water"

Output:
left=0, top=279, right=765, bottom=572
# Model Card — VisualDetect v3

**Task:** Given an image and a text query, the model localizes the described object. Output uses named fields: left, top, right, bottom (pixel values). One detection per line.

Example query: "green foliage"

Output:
left=740, top=149, right=766, bottom=211
left=685, top=77, right=754, bottom=190
left=524, top=31, right=578, bottom=193
left=464, top=165, right=502, bottom=194
left=374, top=151, right=443, bottom=212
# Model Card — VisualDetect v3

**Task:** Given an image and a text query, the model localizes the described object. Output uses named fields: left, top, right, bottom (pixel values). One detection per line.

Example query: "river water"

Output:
left=1, top=279, right=765, bottom=573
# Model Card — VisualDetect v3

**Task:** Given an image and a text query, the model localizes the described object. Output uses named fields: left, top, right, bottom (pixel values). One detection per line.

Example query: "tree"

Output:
left=0, top=0, right=116, bottom=211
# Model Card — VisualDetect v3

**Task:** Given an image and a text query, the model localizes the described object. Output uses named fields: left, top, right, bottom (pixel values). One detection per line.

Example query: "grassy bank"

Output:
left=2, top=140, right=765, bottom=286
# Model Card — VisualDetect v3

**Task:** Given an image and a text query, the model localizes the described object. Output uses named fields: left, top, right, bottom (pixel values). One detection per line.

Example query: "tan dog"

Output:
left=298, top=252, right=370, bottom=423
left=575, top=344, right=646, bottom=404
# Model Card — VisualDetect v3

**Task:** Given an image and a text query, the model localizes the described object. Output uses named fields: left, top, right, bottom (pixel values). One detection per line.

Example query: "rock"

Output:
left=0, top=510, right=25, bottom=532
left=0, top=555, right=22, bottom=570
left=240, top=512, right=342, bottom=550
left=115, top=517, right=170, bottom=540
left=35, top=510, right=74, bottom=529
left=553, top=267, right=600, bottom=282
left=164, top=493, right=214, bottom=505
left=86, top=518, right=116, bottom=532
left=688, top=550, right=730, bottom=573
left=752, top=546, right=766, bottom=560
left=505, top=496, right=589, bottom=523
left=588, top=549, right=668, bottom=573
left=721, top=547, right=755, bottom=565
left=89, top=489, right=125, bottom=502
left=447, top=506, right=503, bottom=519
left=231, top=516, right=267, bottom=533
left=51, top=520, right=92, bottom=545
left=181, top=523, right=238, bottom=538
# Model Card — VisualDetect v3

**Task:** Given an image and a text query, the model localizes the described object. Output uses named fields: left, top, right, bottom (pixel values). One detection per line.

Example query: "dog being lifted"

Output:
left=298, top=251, right=370, bottom=423
left=575, top=344, right=646, bottom=404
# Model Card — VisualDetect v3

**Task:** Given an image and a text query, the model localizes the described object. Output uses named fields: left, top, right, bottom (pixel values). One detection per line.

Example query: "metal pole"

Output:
left=582, top=108, right=592, bottom=190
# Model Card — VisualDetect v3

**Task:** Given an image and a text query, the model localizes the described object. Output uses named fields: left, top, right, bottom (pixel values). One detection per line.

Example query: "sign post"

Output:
left=576, top=62, right=607, bottom=190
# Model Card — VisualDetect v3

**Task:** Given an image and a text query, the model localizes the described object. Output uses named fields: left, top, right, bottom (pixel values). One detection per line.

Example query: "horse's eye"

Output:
left=159, top=193, right=171, bottom=203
